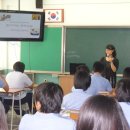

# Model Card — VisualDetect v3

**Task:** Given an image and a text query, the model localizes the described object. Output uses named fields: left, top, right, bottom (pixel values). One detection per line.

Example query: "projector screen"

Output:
left=0, top=10, right=45, bottom=41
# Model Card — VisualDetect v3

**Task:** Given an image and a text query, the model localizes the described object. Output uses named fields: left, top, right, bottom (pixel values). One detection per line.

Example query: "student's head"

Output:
left=0, top=101, right=8, bottom=130
left=123, top=67, right=130, bottom=78
left=76, top=95, right=129, bottom=130
left=76, top=64, right=90, bottom=73
left=34, top=82, right=63, bottom=113
left=93, top=61, right=104, bottom=73
left=74, top=71, right=91, bottom=91
left=105, top=44, right=116, bottom=57
left=13, top=61, right=25, bottom=73
left=115, top=78, right=130, bottom=102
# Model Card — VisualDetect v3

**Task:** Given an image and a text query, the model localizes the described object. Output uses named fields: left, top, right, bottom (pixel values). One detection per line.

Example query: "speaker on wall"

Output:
left=36, top=0, right=43, bottom=9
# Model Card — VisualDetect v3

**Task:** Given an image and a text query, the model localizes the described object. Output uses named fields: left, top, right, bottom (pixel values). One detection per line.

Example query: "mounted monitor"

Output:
left=0, top=10, right=45, bottom=41
left=70, top=63, right=86, bottom=75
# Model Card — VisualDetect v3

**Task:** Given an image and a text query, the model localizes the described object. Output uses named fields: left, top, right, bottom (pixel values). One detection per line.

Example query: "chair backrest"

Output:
left=70, top=110, right=79, bottom=121
left=98, top=88, right=116, bottom=97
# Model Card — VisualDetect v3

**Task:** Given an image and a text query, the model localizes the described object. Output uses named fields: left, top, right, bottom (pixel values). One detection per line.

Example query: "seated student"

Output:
left=0, top=101, right=8, bottom=130
left=3, top=61, right=33, bottom=115
left=19, top=82, right=76, bottom=130
left=76, top=95, right=129, bottom=130
left=62, top=71, right=91, bottom=110
left=87, top=61, right=112, bottom=95
left=71, top=64, right=90, bottom=92
left=0, top=75, right=9, bottom=92
left=123, top=67, right=130, bottom=78
left=115, top=78, right=130, bottom=126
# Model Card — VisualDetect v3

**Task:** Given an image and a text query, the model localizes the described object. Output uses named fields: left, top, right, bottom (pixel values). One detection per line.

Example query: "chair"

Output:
left=70, top=110, right=79, bottom=121
left=0, top=88, right=23, bottom=130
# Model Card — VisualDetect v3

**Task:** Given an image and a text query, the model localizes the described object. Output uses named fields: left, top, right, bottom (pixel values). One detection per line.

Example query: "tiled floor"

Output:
left=7, top=110, right=21, bottom=130
left=7, top=102, right=30, bottom=130
left=7, top=103, right=31, bottom=130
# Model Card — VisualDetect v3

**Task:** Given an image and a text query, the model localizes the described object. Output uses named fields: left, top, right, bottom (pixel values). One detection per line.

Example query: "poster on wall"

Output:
left=44, top=9, right=64, bottom=23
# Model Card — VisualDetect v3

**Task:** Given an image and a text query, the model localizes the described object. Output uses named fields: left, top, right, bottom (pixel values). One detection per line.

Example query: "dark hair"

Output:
left=76, top=95, right=129, bottom=130
left=115, top=78, right=130, bottom=102
left=34, top=82, right=63, bottom=113
left=13, top=61, right=25, bottom=73
left=76, top=65, right=90, bottom=73
left=74, top=71, right=91, bottom=91
left=93, top=61, right=104, bottom=73
left=123, top=67, right=130, bottom=78
left=106, top=44, right=117, bottom=57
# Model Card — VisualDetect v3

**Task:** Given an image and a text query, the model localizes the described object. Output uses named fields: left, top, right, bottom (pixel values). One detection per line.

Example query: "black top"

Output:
left=100, top=57, right=119, bottom=88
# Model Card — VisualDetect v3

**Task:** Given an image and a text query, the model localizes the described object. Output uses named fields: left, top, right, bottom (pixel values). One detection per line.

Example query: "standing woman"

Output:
left=100, top=44, right=119, bottom=88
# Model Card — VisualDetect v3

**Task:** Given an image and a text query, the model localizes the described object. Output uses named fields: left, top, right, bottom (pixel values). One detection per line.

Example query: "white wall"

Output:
left=43, top=0, right=130, bottom=26
left=2, top=0, right=19, bottom=10
left=0, top=43, right=8, bottom=69
left=7, top=42, right=21, bottom=69
left=2, top=0, right=130, bottom=26
left=0, top=0, right=1, bottom=8
left=0, top=0, right=21, bottom=69
left=1, top=0, right=130, bottom=69
left=0, top=41, right=20, bottom=69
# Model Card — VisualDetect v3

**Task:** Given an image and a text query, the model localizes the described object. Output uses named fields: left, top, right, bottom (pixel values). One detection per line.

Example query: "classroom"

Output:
left=0, top=0, right=130, bottom=90
left=0, top=0, right=130, bottom=130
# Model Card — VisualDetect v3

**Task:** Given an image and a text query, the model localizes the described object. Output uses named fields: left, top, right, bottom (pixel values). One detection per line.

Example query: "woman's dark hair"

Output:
left=123, top=67, right=130, bottom=78
left=93, top=61, right=104, bottom=73
left=115, top=78, right=130, bottom=102
left=76, top=95, right=129, bottom=130
left=34, top=82, right=63, bottom=113
left=74, top=71, right=91, bottom=91
left=13, top=61, right=25, bottom=73
left=106, top=44, right=117, bottom=57
left=76, top=64, right=90, bottom=73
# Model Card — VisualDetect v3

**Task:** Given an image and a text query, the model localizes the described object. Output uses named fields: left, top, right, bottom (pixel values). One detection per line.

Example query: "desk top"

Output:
left=0, top=88, right=23, bottom=93
left=98, top=89, right=116, bottom=97
left=60, top=110, right=79, bottom=121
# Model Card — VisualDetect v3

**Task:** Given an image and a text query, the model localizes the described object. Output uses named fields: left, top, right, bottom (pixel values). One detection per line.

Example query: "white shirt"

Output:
left=119, top=102, right=130, bottom=126
left=5, top=71, right=32, bottom=99
left=62, top=89, right=91, bottom=110
left=19, top=112, right=76, bottom=130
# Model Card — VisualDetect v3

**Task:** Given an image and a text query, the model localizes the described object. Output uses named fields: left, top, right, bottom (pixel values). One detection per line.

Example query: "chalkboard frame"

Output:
left=64, top=26, right=130, bottom=74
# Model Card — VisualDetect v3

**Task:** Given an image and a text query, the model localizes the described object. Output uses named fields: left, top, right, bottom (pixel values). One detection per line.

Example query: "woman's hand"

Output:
left=106, top=56, right=114, bottom=62
left=106, top=57, right=117, bottom=72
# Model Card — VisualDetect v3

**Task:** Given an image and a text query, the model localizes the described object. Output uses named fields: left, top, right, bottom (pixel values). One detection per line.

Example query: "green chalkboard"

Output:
left=21, top=27, right=62, bottom=71
left=65, top=28, right=130, bottom=73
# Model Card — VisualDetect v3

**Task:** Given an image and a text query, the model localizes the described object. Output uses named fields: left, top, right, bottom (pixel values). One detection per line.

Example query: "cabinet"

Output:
left=59, top=75, right=74, bottom=95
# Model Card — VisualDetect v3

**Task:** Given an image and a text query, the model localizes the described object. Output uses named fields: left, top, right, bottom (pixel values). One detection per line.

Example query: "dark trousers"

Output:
left=3, top=93, right=32, bottom=115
